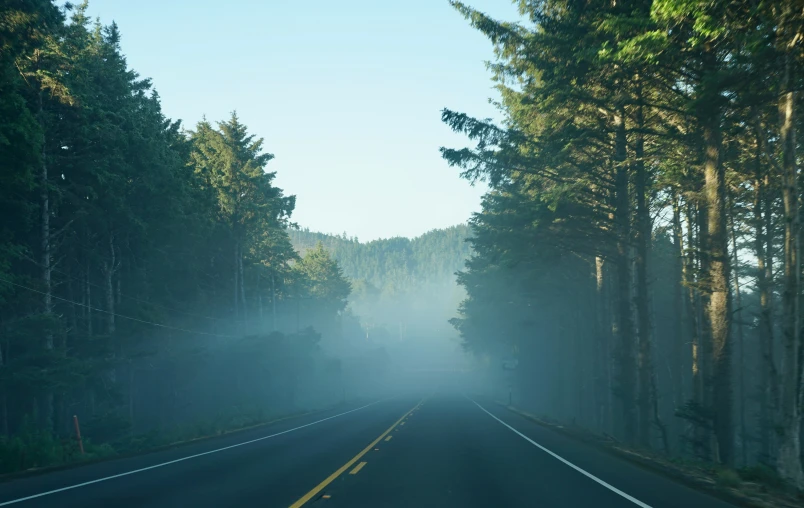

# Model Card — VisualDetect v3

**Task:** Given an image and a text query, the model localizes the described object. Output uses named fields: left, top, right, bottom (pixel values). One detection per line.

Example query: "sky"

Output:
left=82, top=0, right=521, bottom=241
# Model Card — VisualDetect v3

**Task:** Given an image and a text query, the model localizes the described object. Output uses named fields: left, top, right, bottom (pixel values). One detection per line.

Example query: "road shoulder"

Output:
left=495, top=401, right=801, bottom=508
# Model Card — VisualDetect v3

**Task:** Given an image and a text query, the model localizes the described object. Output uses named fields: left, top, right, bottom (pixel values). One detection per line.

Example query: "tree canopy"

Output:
left=445, top=0, right=804, bottom=486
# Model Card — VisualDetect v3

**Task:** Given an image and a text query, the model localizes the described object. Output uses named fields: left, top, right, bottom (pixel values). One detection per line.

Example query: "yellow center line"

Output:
left=288, top=399, right=422, bottom=508
left=349, top=461, right=367, bottom=475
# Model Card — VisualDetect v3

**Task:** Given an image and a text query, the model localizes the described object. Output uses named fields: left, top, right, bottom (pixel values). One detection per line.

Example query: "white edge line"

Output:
left=467, top=397, right=652, bottom=508
left=0, top=399, right=387, bottom=506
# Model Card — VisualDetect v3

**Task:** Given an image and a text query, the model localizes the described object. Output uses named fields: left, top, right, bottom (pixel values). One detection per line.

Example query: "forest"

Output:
left=0, top=0, right=329, bottom=471
left=444, top=0, right=804, bottom=489
left=0, top=1, right=476, bottom=474
left=0, top=0, right=475, bottom=473
left=292, top=227, right=473, bottom=374
left=291, top=224, right=471, bottom=295
left=4, top=0, right=804, bottom=498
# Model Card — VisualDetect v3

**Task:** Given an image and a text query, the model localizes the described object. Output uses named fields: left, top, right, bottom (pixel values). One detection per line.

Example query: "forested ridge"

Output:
left=290, top=225, right=472, bottom=297
left=291, top=227, right=472, bottom=367
left=0, top=0, right=365, bottom=472
left=445, top=0, right=804, bottom=489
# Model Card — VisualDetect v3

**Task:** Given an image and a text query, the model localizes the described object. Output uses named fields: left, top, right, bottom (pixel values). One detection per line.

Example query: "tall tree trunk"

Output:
left=777, top=26, right=803, bottom=486
left=38, top=88, right=52, bottom=347
left=239, top=251, right=247, bottom=323
left=86, top=259, right=93, bottom=338
left=595, top=256, right=612, bottom=434
left=103, top=234, right=119, bottom=387
left=671, top=197, right=685, bottom=397
left=652, top=369, right=670, bottom=455
left=685, top=196, right=715, bottom=459
left=271, top=273, right=277, bottom=332
left=755, top=150, right=777, bottom=462
left=701, top=62, right=733, bottom=464
left=67, top=269, right=78, bottom=346
left=614, top=105, right=636, bottom=442
left=672, top=193, right=685, bottom=450
left=233, top=241, right=240, bottom=321
left=105, top=233, right=116, bottom=337
left=257, top=270, right=263, bottom=324
left=698, top=172, right=716, bottom=460
left=634, top=85, right=654, bottom=449
left=81, top=261, right=87, bottom=330
left=37, top=68, right=53, bottom=434
left=729, top=193, right=747, bottom=466
left=764, top=173, right=779, bottom=420
left=684, top=202, right=703, bottom=411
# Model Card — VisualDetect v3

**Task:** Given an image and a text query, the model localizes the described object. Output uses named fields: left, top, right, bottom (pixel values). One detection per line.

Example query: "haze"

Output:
left=1, top=1, right=802, bottom=507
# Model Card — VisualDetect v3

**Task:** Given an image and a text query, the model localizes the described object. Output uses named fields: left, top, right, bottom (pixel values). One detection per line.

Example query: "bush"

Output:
left=0, top=405, right=293, bottom=475
left=715, top=469, right=741, bottom=488
left=738, top=464, right=786, bottom=489
left=85, top=441, right=116, bottom=460
left=0, top=419, right=62, bottom=473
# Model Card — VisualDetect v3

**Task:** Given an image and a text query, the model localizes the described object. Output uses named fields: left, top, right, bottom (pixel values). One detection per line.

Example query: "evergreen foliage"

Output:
left=446, top=0, right=804, bottom=485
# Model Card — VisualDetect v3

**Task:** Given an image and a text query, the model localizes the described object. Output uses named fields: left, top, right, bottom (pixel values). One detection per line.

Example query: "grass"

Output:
left=0, top=405, right=330, bottom=477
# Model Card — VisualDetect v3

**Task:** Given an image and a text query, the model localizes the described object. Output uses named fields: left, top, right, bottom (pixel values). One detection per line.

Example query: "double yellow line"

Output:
left=289, top=399, right=423, bottom=508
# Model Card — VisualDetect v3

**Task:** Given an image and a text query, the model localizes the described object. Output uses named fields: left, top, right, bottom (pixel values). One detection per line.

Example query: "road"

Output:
left=0, top=393, right=735, bottom=507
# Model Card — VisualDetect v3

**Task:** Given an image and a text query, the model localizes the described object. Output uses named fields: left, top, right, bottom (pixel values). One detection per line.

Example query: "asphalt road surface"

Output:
left=0, top=393, right=736, bottom=507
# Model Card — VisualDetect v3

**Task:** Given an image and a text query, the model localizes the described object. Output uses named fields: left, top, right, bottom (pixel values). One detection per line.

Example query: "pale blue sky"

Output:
left=83, top=0, right=519, bottom=241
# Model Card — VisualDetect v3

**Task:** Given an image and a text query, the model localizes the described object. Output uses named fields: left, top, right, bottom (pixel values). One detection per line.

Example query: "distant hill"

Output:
left=289, top=225, right=472, bottom=345
left=288, top=225, right=472, bottom=294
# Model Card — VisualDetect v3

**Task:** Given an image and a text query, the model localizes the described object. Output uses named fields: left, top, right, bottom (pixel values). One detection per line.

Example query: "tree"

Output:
left=292, top=243, right=351, bottom=314
left=190, top=113, right=294, bottom=321
left=0, top=1, right=310, bottom=462
left=772, top=0, right=803, bottom=487
left=445, top=0, right=804, bottom=482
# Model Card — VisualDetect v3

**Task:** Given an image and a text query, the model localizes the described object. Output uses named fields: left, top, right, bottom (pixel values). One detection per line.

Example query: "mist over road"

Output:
left=0, top=393, right=734, bottom=508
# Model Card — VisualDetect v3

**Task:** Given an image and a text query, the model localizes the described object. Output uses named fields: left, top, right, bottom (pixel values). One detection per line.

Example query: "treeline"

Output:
left=291, top=225, right=472, bottom=297
left=291, top=226, right=471, bottom=345
left=0, top=1, right=353, bottom=470
left=446, top=0, right=804, bottom=488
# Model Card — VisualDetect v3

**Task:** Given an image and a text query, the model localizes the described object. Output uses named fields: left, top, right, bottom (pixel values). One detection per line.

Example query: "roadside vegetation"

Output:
left=0, top=1, right=470, bottom=475
left=448, top=0, right=804, bottom=493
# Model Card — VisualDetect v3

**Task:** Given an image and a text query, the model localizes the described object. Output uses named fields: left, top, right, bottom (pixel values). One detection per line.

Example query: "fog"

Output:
left=80, top=228, right=479, bottom=450
left=5, top=0, right=804, bottom=494
left=335, top=278, right=475, bottom=398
